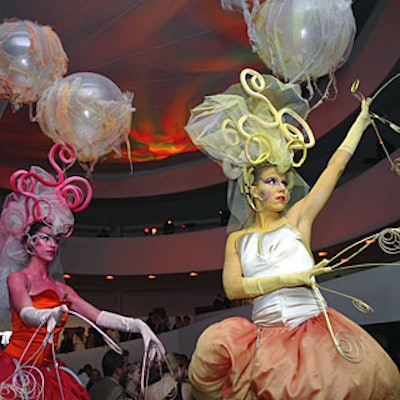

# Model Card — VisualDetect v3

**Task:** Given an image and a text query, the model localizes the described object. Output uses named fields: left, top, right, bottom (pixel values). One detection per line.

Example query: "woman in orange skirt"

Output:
left=185, top=69, right=400, bottom=399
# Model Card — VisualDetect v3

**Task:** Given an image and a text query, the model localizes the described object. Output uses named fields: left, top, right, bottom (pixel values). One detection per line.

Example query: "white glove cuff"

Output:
left=20, top=305, right=67, bottom=327
left=96, top=310, right=140, bottom=333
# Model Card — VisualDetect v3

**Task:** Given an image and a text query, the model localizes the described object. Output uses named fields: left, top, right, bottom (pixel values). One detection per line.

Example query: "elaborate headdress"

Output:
left=0, top=142, right=92, bottom=328
left=185, top=68, right=315, bottom=231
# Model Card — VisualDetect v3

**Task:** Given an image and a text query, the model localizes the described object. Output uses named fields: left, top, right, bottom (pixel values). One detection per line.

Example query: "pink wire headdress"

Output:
left=0, top=142, right=92, bottom=329
left=1, top=142, right=92, bottom=239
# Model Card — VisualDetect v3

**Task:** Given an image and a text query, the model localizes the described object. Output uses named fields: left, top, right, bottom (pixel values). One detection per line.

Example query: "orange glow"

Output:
left=365, top=238, right=376, bottom=244
left=340, top=258, right=349, bottom=263
left=148, top=274, right=157, bottom=279
left=189, top=271, right=198, bottom=277
left=63, top=273, right=71, bottom=279
left=105, top=275, right=115, bottom=280
left=318, top=251, right=328, bottom=257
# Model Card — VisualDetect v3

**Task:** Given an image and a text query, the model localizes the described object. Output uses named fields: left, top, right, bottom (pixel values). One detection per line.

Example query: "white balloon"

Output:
left=248, top=0, right=356, bottom=83
left=36, top=72, right=135, bottom=169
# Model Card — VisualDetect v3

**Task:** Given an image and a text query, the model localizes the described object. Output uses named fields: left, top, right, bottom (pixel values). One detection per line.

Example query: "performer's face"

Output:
left=32, top=226, right=60, bottom=262
left=254, top=166, right=289, bottom=212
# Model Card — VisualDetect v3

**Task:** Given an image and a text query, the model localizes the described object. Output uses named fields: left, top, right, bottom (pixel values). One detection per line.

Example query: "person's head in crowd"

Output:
left=79, top=363, right=92, bottom=376
left=90, top=368, right=101, bottom=384
left=127, top=361, right=141, bottom=385
left=125, top=361, right=142, bottom=397
left=173, top=316, right=183, bottom=329
left=183, top=315, right=191, bottom=326
left=163, top=352, right=189, bottom=382
left=102, top=349, right=129, bottom=383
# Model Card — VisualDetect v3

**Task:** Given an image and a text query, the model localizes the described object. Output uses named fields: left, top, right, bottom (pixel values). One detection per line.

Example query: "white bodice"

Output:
left=236, top=224, right=325, bottom=328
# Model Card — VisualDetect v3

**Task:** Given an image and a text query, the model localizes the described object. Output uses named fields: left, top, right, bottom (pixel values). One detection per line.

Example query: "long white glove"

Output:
left=20, top=305, right=68, bottom=334
left=242, top=259, right=331, bottom=298
left=96, top=311, right=165, bottom=359
left=338, top=97, right=372, bottom=155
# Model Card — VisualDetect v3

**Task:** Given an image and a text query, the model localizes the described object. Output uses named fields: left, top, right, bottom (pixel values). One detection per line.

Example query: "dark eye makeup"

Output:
left=37, top=233, right=60, bottom=244
left=261, top=177, right=288, bottom=187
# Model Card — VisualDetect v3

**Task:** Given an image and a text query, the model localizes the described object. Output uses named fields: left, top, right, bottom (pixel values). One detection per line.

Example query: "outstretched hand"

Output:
left=45, top=304, right=68, bottom=333
left=359, top=97, right=372, bottom=122
left=286, top=259, right=332, bottom=288
left=136, top=319, right=165, bottom=360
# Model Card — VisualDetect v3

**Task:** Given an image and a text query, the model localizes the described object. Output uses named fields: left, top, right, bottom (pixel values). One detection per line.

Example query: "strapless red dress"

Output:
left=0, top=289, right=90, bottom=399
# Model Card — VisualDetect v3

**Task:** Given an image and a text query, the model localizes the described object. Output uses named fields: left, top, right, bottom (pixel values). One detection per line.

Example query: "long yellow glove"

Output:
left=242, top=259, right=330, bottom=298
left=338, top=98, right=372, bottom=155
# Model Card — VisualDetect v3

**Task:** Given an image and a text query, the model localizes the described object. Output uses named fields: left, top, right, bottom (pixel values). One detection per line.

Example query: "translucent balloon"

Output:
left=35, top=72, right=135, bottom=171
left=248, top=0, right=356, bottom=84
left=0, top=20, right=67, bottom=108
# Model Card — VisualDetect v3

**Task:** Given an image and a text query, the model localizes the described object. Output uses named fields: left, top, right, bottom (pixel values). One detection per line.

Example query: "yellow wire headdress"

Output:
left=185, top=68, right=315, bottom=230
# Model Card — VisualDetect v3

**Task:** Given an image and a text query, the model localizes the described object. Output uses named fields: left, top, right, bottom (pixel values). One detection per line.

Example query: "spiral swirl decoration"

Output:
left=378, top=227, right=400, bottom=254
left=0, top=366, right=44, bottom=399
left=335, top=331, right=365, bottom=364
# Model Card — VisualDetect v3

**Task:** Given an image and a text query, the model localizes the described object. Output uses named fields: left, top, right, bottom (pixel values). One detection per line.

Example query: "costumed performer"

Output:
left=0, top=143, right=164, bottom=400
left=185, top=68, right=400, bottom=400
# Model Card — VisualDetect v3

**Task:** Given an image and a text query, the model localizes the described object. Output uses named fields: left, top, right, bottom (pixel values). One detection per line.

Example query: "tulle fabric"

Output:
left=0, top=165, right=71, bottom=329
left=184, top=75, right=310, bottom=180
left=185, top=73, right=311, bottom=232
left=189, top=310, right=400, bottom=400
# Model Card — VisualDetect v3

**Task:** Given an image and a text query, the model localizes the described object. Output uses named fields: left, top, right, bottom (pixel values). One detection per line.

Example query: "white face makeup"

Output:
left=31, top=227, right=60, bottom=262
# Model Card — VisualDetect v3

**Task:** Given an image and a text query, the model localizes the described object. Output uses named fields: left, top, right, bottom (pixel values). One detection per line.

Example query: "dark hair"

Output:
left=102, top=349, right=125, bottom=377
left=21, top=222, right=47, bottom=245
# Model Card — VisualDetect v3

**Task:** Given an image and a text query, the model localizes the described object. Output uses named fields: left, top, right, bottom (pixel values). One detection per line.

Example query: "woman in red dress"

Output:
left=0, top=144, right=164, bottom=399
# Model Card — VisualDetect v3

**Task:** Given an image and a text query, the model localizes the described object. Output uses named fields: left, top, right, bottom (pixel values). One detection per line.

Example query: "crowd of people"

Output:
left=57, top=307, right=194, bottom=354
left=56, top=294, right=243, bottom=355
left=75, top=349, right=193, bottom=400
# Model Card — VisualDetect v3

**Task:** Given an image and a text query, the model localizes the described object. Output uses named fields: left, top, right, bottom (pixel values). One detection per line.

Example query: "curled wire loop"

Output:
left=335, top=331, right=365, bottom=364
left=378, top=227, right=400, bottom=254
left=0, top=365, right=45, bottom=399
left=6, top=142, right=92, bottom=238
left=219, top=68, right=315, bottom=170
left=239, top=68, right=314, bottom=167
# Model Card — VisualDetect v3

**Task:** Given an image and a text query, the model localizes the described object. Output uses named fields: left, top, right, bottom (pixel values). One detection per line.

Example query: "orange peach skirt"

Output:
left=189, top=308, right=400, bottom=400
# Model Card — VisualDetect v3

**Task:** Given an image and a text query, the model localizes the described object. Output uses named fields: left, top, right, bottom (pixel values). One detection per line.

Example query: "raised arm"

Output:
left=289, top=98, right=371, bottom=238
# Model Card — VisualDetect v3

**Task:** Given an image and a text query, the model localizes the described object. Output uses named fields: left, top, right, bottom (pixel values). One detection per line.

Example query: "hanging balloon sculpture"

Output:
left=35, top=72, right=135, bottom=173
left=221, top=0, right=356, bottom=107
left=0, top=19, right=67, bottom=111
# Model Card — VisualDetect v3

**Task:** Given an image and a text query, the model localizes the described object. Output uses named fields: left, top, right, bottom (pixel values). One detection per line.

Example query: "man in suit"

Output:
left=89, top=349, right=129, bottom=400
